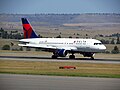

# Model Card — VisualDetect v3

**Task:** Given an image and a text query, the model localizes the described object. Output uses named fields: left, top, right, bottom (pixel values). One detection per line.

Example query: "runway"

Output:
left=0, top=74, right=120, bottom=90
left=0, top=56, right=120, bottom=64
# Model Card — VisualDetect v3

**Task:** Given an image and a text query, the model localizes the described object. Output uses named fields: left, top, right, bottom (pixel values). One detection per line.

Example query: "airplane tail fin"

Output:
left=21, top=18, right=39, bottom=39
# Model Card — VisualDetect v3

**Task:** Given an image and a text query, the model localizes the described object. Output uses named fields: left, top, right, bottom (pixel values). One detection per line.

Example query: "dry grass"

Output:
left=0, top=50, right=52, bottom=57
left=105, top=44, right=120, bottom=51
left=1, top=21, right=120, bottom=38
left=0, top=60, right=120, bottom=78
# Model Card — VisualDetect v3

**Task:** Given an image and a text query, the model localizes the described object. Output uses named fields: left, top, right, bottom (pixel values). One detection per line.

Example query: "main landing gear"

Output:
left=90, top=56, right=94, bottom=60
left=51, top=54, right=76, bottom=59
left=69, top=54, right=75, bottom=59
left=51, top=55, right=58, bottom=59
left=69, top=52, right=75, bottom=59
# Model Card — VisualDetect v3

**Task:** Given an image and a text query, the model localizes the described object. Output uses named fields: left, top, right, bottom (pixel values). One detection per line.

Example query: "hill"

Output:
left=0, top=13, right=120, bottom=38
left=0, top=13, right=120, bottom=25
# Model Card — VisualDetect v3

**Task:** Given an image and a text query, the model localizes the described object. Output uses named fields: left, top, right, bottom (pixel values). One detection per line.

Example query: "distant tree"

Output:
left=0, top=28, right=4, bottom=32
left=100, top=39, right=105, bottom=44
left=86, top=34, right=88, bottom=36
left=111, top=46, right=119, bottom=54
left=76, top=37, right=79, bottom=38
left=38, top=34, right=43, bottom=38
left=100, top=39, right=109, bottom=44
left=11, top=30, right=18, bottom=33
left=116, top=36, right=120, bottom=44
left=10, top=42, right=14, bottom=46
left=0, top=28, right=4, bottom=38
left=77, top=33, right=80, bottom=36
left=2, top=45, right=10, bottom=50
left=85, top=34, right=89, bottom=38
left=2, top=31, right=8, bottom=39
left=26, top=47, right=31, bottom=51
left=109, top=33, right=120, bottom=37
left=110, top=38, right=115, bottom=44
left=19, top=47, right=23, bottom=51
left=105, top=40, right=110, bottom=44
left=105, top=51, right=110, bottom=54
left=17, top=33, right=23, bottom=39
left=99, top=34, right=104, bottom=37
left=56, top=35, right=61, bottom=38
left=69, top=36, right=72, bottom=38
left=0, top=33, right=1, bottom=38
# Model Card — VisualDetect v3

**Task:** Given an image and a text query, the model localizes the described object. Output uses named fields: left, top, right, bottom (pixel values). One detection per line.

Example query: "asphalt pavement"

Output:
left=0, top=74, right=120, bottom=90
left=0, top=55, right=120, bottom=64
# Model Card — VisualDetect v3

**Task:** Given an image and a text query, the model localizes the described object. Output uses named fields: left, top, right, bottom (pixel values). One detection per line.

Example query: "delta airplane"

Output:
left=18, top=18, right=106, bottom=59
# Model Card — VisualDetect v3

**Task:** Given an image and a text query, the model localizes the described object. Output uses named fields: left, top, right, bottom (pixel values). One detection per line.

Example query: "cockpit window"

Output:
left=94, top=43, right=102, bottom=45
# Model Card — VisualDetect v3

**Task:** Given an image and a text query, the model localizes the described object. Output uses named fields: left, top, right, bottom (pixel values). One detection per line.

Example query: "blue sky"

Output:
left=0, top=0, right=120, bottom=14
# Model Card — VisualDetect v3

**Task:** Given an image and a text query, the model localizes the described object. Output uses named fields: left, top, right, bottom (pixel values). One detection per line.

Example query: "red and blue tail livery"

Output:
left=21, top=18, right=38, bottom=39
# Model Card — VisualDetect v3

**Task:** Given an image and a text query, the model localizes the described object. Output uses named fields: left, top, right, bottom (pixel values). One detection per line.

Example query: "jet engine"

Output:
left=55, top=49, right=67, bottom=57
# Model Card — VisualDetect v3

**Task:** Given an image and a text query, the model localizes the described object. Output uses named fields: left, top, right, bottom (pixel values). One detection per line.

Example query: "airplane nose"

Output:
left=101, top=45, right=106, bottom=50
left=103, top=45, right=106, bottom=50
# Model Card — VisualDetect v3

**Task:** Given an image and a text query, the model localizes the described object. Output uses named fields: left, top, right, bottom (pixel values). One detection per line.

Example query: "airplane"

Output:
left=18, top=18, right=106, bottom=59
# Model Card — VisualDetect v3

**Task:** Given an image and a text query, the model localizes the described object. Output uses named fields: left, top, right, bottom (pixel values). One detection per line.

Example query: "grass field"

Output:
left=0, top=60, right=120, bottom=78
left=0, top=50, right=120, bottom=78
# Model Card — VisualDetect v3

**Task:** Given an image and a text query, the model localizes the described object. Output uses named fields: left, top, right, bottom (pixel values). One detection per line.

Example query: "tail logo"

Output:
left=21, top=18, right=38, bottom=38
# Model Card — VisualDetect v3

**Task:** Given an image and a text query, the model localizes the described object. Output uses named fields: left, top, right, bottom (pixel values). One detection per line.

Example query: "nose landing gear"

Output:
left=69, top=54, right=75, bottom=59
left=51, top=55, right=58, bottom=59
left=81, top=52, right=95, bottom=60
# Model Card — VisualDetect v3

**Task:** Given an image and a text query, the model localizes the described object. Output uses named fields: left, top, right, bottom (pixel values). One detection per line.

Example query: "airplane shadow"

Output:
left=0, top=56, right=120, bottom=62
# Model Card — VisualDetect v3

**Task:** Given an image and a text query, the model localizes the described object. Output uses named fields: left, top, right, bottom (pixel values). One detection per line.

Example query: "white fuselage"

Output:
left=19, top=38, right=106, bottom=53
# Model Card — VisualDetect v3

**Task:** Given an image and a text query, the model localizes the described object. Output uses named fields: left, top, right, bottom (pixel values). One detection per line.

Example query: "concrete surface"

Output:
left=0, top=74, right=120, bottom=90
left=0, top=56, right=120, bottom=64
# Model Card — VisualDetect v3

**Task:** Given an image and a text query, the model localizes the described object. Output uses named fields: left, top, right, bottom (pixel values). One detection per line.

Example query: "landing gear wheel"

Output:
left=90, top=56, right=94, bottom=60
left=69, top=55, right=75, bottom=59
left=52, top=55, right=58, bottom=59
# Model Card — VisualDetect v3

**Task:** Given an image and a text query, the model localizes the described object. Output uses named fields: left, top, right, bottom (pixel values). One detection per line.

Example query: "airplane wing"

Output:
left=18, top=43, right=77, bottom=51
left=19, top=44, right=57, bottom=49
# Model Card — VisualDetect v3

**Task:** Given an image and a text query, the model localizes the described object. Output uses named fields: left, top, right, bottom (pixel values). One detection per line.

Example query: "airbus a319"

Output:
left=18, top=18, right=106, bottom=59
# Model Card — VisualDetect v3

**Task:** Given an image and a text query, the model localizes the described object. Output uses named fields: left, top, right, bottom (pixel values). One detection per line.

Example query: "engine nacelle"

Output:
left=56, top=49, right=67, bottom=57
